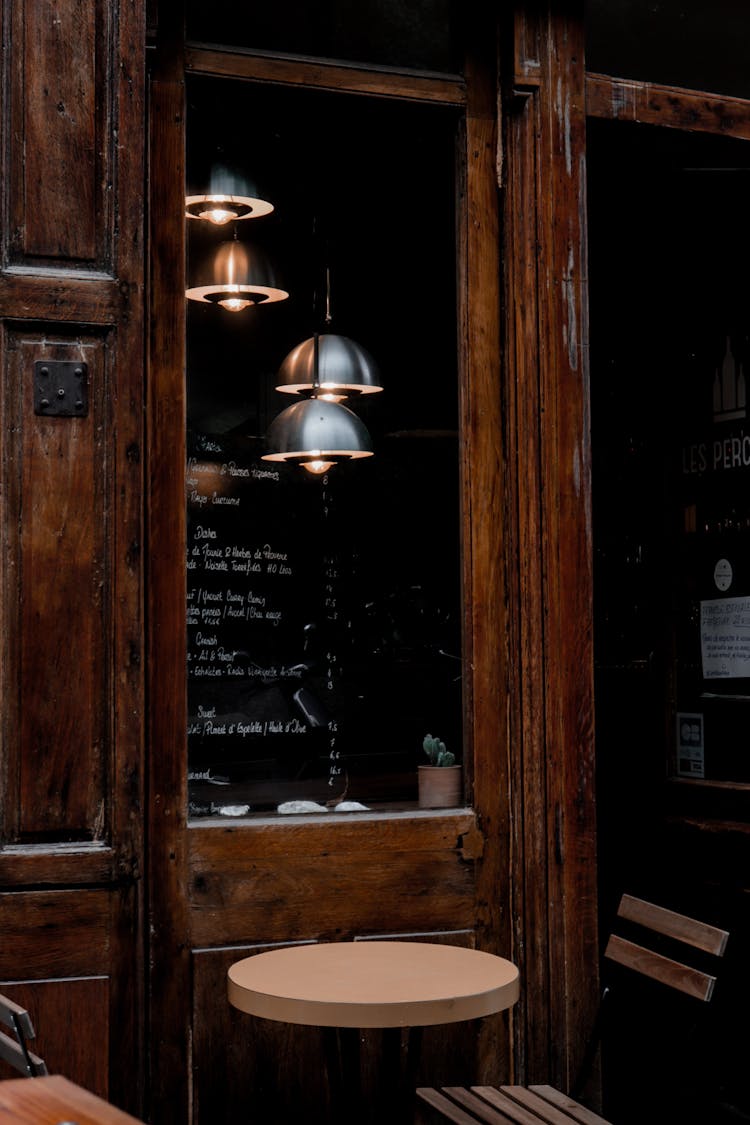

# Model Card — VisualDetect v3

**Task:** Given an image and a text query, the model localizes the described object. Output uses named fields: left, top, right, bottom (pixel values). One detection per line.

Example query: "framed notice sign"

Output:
left=700, top=595, right=750, bottom=679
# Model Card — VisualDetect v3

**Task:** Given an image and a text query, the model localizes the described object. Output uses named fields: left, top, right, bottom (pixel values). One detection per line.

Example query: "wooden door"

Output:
left=0, top=0, right=145, bottom=1112
left=147, top=3, right=598, bottom=1123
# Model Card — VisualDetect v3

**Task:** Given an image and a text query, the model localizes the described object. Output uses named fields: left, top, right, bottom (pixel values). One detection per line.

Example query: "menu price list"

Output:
left=186, top=437, right=365, bottom=813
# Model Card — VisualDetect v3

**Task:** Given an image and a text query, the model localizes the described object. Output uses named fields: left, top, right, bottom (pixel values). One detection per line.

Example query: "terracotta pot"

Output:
left=417, top=764, right=462, bottom=809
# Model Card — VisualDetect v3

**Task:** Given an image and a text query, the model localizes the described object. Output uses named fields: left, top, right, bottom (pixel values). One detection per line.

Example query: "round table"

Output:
left=228, top=940, right=519, bottom=1122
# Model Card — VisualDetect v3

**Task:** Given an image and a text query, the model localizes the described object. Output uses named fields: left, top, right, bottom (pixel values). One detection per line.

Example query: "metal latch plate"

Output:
left=34, top=360, right=89, bottom=417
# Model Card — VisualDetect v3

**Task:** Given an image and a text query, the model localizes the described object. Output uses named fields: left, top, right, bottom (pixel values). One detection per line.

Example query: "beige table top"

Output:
left=0, top=1075, right=147, bottom=1125
left=227, top=940, right=520, bottom=1029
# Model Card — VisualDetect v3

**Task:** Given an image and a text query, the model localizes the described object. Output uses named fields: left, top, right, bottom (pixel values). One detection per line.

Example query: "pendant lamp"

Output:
left=262, top=397, right=374, bottom=475
left=275, top=333, right=382, bottom=404
left=186, top=239, right=289, bottom=311
left=263, top=333, right=374, bottom=474
left=185, top=163, right=274, bottom=226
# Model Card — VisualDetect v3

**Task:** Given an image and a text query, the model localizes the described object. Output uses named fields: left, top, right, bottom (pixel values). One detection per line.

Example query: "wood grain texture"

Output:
left=5, top=0, right=112, bottom=267
left=189, top=815, right=477, bottom=946
left=146, top=8, right=190, bottom=1124
left=0, top=331, right=107, bottom=840
left=585, top=73, right=750, bottom=140
left=0, top=0, right=145, bottom=1112
left=502, top=0, right=599, bottom=1094
left=604, top=934, right=716, bottom=1002
left=0, top=1075, right=147, bottom=1125
left=0, top=890, right=109, bottom=978
left=459, top=12, right=513, bottom=1089
left=617, top=895, right=729, bottom=956
left=186, top=46, right=467, bottom=105
left=0, top=979, right=109, bottom=1096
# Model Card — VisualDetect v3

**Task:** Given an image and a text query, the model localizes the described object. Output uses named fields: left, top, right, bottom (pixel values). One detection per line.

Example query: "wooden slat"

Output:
left=416, top=1087, right=489, bottom=1125
left=585, top=72, right=750, bottom=141
left=479, top=1086, right=598, bottom=1125
left=604, top=934, right=716, bottom=1002
left=617, top=895, right=729, bottom=956
left=0, top=995, right=34, bottom=1039
left=186, top=45, right=467, bottom=105
left=443, top=1087, right=518, bottom=1124
left=528, top=1086, right=611, bottom=1125
left=0, top=1029, right=46, bottom=1077
left=417, top=1084, right=613, bottom=1125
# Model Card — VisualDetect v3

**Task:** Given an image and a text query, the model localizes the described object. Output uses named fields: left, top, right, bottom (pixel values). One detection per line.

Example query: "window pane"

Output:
left=186, top=0, right=463, bottom=75
left=586, top=0, right=750, bottom=100
left=185, top=78, right=462, bottom=818
left=589, top=119, right=750, bottom=814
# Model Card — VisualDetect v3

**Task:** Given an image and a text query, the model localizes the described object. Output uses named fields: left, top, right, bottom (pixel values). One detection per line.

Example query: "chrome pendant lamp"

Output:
left=185, top=238, right=289, bottom=312
left=275, top=266, right=382, bottom=402
left=263, top=334, right=374, bottom=474
left=275, top=333, right=382, bottom=404
left=185, top=162, right=274, bottom=226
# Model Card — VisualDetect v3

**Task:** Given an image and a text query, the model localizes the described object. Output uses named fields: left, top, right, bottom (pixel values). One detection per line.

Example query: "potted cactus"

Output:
left=418, top=733, right=462, bottom=809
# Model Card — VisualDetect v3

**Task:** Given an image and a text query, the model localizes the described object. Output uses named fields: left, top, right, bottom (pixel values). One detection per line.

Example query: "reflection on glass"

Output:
left=586, top=0, right=750, bottom=100
left=185, top=78, right=462, bottom=817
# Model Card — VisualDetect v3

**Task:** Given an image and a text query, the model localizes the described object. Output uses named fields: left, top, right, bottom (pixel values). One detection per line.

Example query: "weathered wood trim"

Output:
left=3, top=0, right=114, bottom=270
left=189, top=813, right=478, bottom=946
left=185, top=45, right=467, bottom=105
left=146, top=7, right=190, bottom=1123
left=503, top=1, right=598, bottom=1094
left=503, top=82, right=550, bottom=1088
left=585, top=72, right=750, bottom=139
left=0, top=844, right=117, bottom=888
left=459, top=9, right=512, bottom=1089
left=0, top=274, right=130, bottom=324
left=617, top=894, right=729, bottom=956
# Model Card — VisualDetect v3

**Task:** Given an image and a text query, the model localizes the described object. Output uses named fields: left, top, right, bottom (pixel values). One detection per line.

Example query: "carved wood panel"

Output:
left=0, top=977, right=109, bottom=1096
left=1, top=328, right=110, bottom=840
left=3, top=0, right=113, bottom=268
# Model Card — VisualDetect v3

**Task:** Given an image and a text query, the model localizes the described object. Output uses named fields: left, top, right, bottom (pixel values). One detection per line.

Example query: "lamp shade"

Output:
left=185, top=163, right=274, bottom=225
left=276, top=333, right=382, bottom=402
left=262, top=398, right=374, bottom=475
left=186, top=240, right=289, bottom=310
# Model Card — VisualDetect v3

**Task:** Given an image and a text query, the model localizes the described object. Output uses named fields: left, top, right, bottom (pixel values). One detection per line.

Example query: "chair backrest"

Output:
left=604, top=893, right=729, bottom=1002
left=0, top=992, right=48, bottom=1077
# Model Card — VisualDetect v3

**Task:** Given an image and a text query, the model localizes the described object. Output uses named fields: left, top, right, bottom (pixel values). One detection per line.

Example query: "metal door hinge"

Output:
left=34, top=360, right=88, bottom=417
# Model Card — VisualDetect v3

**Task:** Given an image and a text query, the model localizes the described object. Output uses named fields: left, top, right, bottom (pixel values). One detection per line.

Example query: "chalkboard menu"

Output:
left=186, top=427, right=462, bottom=816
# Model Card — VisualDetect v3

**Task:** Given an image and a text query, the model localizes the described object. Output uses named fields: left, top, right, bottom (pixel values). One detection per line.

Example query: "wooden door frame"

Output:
left=147, top=17, right=510, bottom=1124
left=502, top=1, right=599, bottom=1091
left=146, top=2, right=605, bottom=1119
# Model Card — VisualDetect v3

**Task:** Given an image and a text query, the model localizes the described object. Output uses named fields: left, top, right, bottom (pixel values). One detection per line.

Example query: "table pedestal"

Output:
left=323, top=1025, right=423, bottom=1124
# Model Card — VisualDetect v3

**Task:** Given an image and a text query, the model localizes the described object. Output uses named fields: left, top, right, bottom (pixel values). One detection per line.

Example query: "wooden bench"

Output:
left=417, top=1084, right=609, bottom=1123
left=416, top=895, right=730, bottom=1125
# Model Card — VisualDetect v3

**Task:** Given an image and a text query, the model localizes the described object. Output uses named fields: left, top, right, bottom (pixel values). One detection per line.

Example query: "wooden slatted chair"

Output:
left=416, top=894, right=730, bottom=1125
left=0, top=992, right=48, bottom=1077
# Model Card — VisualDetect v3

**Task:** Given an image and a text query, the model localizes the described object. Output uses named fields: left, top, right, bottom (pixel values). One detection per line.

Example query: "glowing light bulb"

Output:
left=218, top=296, right=252, bottom=312
left=200, top=206, right=236, bottom=225
left=302, top=458, right=335, bottom=475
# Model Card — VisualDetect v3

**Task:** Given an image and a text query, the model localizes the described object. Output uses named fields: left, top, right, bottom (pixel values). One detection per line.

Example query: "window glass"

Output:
left=589, top=118, right=750, bottom=834
left=185, top=78, right=462, bottom=818
left=586, top=0, right=750, bottom=100
left=186, top=0, right=462, bottom=75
